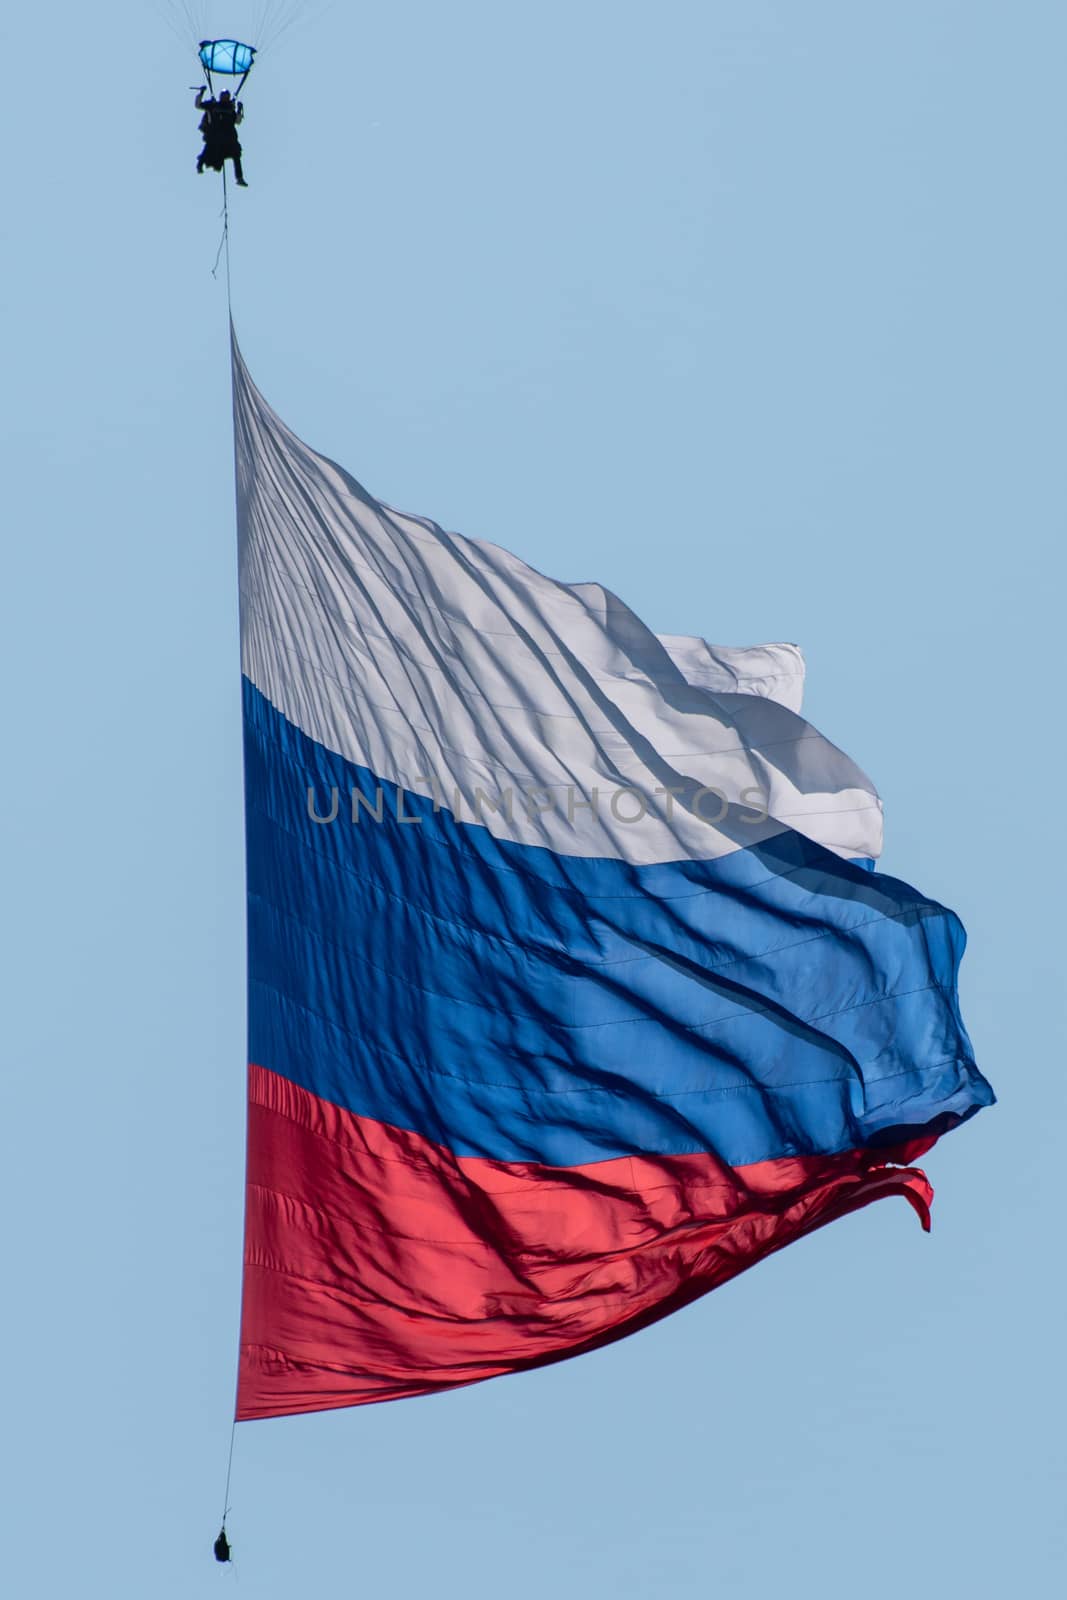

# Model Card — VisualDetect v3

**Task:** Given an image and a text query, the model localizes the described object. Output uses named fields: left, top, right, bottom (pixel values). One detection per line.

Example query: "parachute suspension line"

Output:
left=211, top=164, right=232, bottom=305
left=213, top=1416, right=238, bottom=1563
left=255, top=0, right=323, bottom=52
left=179, top=0, right=203, bottom=41
left=212, top=156, right=237, bottom=1544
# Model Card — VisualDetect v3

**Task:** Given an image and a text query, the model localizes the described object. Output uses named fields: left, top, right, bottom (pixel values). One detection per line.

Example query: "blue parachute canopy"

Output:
left=199, top=39, right=256, bottom=76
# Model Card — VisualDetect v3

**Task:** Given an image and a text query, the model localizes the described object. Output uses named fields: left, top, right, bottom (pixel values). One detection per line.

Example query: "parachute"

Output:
left=198, top=38, right=256, bottom=96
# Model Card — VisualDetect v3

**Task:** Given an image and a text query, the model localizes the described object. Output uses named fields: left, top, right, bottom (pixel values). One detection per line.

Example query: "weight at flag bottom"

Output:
left=231, top=329, right=993, bottom=1420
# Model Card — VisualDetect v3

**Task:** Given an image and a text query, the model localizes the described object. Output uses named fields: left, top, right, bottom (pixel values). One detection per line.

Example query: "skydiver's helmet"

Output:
left=219, top=90, right=232, bottom=103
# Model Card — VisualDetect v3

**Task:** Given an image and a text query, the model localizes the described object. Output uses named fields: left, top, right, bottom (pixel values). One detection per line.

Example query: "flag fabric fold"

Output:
left=231, top=331, right=992, bottom=1420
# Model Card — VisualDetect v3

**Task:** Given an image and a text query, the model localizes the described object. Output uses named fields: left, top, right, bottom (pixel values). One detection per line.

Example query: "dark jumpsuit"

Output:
left=195, top=92, right=246, bottom=184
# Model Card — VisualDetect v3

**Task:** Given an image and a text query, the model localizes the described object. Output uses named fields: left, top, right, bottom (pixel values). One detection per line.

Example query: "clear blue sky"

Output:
left=3, top=2, right=1064, bottom=1593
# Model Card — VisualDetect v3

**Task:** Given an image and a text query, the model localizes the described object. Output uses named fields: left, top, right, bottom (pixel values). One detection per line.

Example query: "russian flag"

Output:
left=231, top=333, right=993, bottom=1420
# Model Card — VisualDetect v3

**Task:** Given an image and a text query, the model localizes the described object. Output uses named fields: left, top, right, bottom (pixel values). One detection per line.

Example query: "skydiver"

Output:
left=195, top=87, right=248, bottom=187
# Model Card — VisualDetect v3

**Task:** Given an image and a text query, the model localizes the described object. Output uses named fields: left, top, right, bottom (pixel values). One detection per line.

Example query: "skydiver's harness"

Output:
left=200, top=101, right=244, bottom=137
